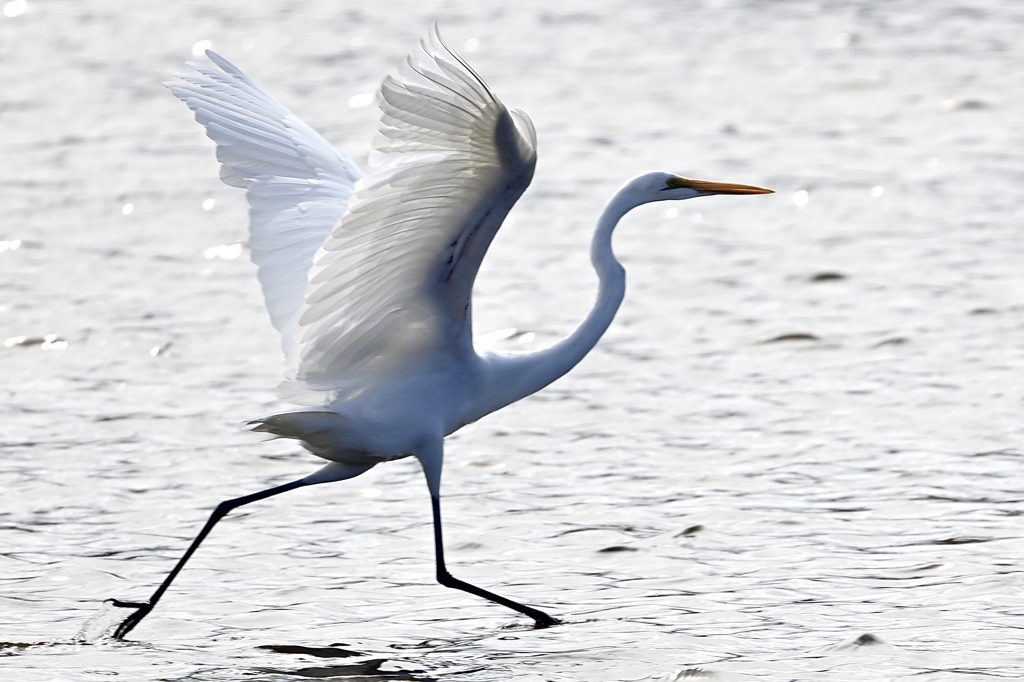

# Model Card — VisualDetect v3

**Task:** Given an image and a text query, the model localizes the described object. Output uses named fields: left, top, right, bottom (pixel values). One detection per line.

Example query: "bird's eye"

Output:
left=664, top=176, right=692, bottom=190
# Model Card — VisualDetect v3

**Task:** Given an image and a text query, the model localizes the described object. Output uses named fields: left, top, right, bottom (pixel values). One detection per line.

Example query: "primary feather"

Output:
left=170, top=28, right=537, bottom=406
left=295, top=29, right=537, bottom=400
left=169, top=51, right=361, bottom=371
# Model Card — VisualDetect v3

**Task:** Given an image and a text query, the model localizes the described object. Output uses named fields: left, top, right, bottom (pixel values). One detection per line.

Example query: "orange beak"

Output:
left=686, top=179, right=774, bottom=195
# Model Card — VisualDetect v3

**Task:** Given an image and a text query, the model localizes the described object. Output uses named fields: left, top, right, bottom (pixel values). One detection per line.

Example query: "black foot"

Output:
left=532, top=615, right=560, bottom=629
left=524, top=607, right=560, bottom=629
left=106, top=599, right=153, bottom=640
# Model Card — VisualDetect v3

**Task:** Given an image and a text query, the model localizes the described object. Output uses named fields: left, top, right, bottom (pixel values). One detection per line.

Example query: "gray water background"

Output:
left=2, top=0, right=1024, bottom=679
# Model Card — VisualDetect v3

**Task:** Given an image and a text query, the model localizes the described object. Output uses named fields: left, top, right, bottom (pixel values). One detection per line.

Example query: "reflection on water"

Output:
left=2, top=0, right=26, bottom=18
left=3, top=0, right=1024, bottom=680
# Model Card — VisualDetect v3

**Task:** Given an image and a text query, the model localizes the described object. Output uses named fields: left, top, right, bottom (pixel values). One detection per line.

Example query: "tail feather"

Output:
left=249, top=410, right=350, bottom=459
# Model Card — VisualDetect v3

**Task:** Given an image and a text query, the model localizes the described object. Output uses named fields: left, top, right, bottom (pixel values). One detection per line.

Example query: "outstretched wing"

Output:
left=169, top=52, right=361, bottom=368
left=287, top=27, right=537, bottom=400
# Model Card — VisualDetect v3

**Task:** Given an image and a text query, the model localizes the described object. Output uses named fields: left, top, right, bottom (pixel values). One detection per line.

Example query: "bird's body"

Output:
left=109, top=27, right=771, bottom=639
left=256, top=351, right=475, bottom=467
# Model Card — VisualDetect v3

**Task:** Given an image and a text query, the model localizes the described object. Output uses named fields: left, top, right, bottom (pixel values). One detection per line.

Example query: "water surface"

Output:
left=2, top=1, right=1023, bottom=679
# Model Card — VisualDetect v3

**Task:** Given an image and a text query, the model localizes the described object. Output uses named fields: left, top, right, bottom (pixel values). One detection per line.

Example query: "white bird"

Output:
left=110, top=27, right=772, bottom=639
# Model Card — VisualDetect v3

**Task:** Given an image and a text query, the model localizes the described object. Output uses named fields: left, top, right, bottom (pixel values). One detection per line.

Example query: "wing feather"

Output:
left=169, top=52, right=361, bottom=367
left=287, top=27, right=537, bottom=401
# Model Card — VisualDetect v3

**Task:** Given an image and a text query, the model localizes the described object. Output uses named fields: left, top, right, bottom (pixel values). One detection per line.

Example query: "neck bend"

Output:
left=475, top=187, right=642, bottom=419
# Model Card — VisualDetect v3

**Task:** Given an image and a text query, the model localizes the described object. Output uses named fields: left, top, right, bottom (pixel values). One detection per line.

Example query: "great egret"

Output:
left=109, top=27, right=772, bottom=639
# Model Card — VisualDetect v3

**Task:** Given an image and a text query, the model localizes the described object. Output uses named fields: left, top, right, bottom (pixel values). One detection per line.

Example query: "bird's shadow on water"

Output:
left=65, top=600, right=571, bottom=680
left=245, top=622, right=565, bottom=681
left=28, top=601, right=587, bottom=680
left=250, top=644, right=434, bottom=680
left=0, top=639, right=435, bottom=681
left=239, top=618, right=571, bottom=681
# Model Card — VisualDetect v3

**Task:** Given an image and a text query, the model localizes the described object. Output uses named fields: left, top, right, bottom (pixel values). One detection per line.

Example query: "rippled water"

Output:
left=3, top=0, right=1024, bottom=679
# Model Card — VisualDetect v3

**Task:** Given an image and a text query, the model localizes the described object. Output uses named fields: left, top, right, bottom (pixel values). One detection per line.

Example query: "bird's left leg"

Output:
left=429, top=493, right=559, bottom=628
left=416, top=443, right=558, bottom=627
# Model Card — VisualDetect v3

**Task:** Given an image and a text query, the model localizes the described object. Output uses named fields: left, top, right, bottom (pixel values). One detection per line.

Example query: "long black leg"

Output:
left=430, top=495, right=559, bottom=628
left=110, top=478, right=308, bottom=639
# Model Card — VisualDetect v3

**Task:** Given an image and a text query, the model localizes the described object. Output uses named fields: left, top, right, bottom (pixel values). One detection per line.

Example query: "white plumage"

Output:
left=172, top=30, right=537, bottom=404
left=110, top=27, right=771, bottom=639
left=170, top=51, right=361, bottom=369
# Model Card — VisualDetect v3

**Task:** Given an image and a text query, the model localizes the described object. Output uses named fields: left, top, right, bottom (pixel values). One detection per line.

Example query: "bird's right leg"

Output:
left=109, top=461, right=372, bottom=640
left=109, top=477, right=310, bottom=640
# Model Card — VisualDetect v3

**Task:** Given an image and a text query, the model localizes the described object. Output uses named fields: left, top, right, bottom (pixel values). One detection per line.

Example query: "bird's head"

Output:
left=626, top=171, right=773, bottom=203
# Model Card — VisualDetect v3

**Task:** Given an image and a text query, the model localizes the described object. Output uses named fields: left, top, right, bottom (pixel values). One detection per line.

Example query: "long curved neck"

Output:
left=473, top=188, right=639, bottom=420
